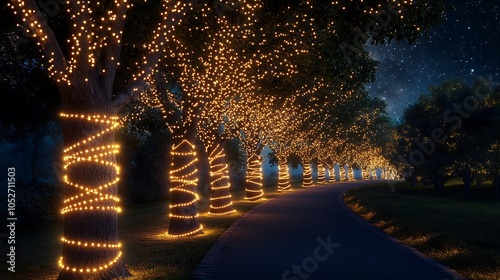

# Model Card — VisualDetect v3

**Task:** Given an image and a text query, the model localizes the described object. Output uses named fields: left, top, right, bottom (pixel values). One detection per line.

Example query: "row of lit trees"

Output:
left=8, top=0, right=446, bottom=278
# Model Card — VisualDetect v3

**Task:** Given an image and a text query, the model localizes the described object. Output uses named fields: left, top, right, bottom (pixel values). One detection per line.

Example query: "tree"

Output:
left=8, top=0, right=193, bottom=278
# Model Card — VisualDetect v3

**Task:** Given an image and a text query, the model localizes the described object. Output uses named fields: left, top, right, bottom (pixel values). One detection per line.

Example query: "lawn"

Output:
left=344, top=180, right=500, bottom=280
left=1, top=183, right=292, bottom=280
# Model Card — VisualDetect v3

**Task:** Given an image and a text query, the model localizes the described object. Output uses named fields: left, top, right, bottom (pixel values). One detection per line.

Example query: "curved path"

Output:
left=193, top=181, right=463, bottom=280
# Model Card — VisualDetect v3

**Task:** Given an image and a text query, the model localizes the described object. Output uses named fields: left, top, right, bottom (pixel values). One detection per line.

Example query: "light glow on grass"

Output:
left=345, top=181, right=500, bottom=280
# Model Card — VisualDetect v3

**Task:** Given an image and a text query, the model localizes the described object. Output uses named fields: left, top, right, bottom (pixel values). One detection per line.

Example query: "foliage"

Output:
left=393, top=78, right=500, bottom=197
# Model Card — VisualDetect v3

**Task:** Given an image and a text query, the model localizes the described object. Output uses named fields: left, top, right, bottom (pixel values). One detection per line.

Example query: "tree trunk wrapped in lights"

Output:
left=167, top=137, right=203, bottom=237
left=59, top=113, right=129, bottom=279
left=363, top=168, right=370, bottom=180
left=325, top=166, right=330, bottom=183
left=278, top=161, right=291, bottom=192
left=8, top=0, right=194, bottom=276
left=208, top=143, right=235, bottom=215
left=302, top=162, right=313, bottom=188
left=245, top=153, right=264, bottom=201
left=348, top=166, right=355, bottom=181
left=341, top=164, right=349, bottom=181
left=317, top=163, right=326, bottom=184
left=333, top=163, right=341, bottom=181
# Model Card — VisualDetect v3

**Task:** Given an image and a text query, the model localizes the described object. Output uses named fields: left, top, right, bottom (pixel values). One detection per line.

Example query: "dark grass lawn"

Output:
left=344, top=179, right=500, bottom=280
left=0, top=182, right=302, bottom=280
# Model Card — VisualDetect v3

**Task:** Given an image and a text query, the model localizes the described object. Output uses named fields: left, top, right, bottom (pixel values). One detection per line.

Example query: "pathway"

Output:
left=193, top=181, right=463, bottom=280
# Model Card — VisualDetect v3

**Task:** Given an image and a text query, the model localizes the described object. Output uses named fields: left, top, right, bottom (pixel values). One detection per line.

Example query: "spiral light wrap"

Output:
left=344, top=166, right=350, bottom=181
left=208, top=144, right=235, bottom=215
left=363, top=169, right=370, bottom=180
left=59, top=113, right=122, bottom=274
left=302, top=162, right=313, bottom=188
left=348, top=166, right=355, bottom=181
left=278, top=162, right=291, bottom=192
left=245, top=154, right=263, bottom=201
left=317, top=163, right=326, bottom=184
left=167, top=140, right=203, bottom=237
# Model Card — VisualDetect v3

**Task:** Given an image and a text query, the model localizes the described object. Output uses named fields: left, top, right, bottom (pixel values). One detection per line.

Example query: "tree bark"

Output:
left=476, top=172, right=482, bottom=187
left=302, top=162, right=313, bottom=187
left=58, top=110, right=130, bottom=279
left=245, top=153, right=263, bottom=200
left=278, top=161, right=291, bottom=191
left=317, top=163, right=326, bottom=184
left=462, top=168, right=471, bottom=194
left=167, top=127, right=203, bottom=237
left=411, top=172, right=417, bottom=188
left=433, top=176, right=444, bottom=193
left=339, top=164, right=346, bottom=181
left=208, top=143, right=235, bottom=215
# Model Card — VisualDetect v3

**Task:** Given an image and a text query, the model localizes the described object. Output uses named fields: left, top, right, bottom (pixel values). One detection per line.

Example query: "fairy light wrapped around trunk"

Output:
left=317, top=163, right=326, bottom=184
left=348, top=166, right=355, bottom=181
left=302, top=162, right=313, bottom=188
left=59, top=113, right=123, bottom=275
left=342, top=164, right=349, bottom=181
left=245, top=154, right=263, bottom=201
left=363, top=168, right=370, bottom=180
left=208, top=144, right=235, bottom=215
left=278, top=162, right=291, bottom=192
left=167, top=139, right=203, bottom=237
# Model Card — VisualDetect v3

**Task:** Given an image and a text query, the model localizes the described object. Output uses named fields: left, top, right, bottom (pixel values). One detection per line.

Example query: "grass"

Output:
left=1, top=184, right=292, bottom=280
left=344, top=179, right=500, bottom=280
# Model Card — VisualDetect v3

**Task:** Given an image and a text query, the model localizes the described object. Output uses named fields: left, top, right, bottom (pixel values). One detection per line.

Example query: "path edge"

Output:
left=191, top=197, right=275, bottom=280
left=339, top=185, right=465, bottom=280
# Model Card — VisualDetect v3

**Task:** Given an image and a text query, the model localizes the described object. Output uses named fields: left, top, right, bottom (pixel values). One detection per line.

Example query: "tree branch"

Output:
left=10, top=0, right=67, bottom=80
left=100, top=1, right=129, bottom=93
left=112, top=0, right=197, bottom=110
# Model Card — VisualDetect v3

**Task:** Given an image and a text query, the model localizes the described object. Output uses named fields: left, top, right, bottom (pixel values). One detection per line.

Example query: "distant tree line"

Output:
left=392, top=78, right=500, bottom=198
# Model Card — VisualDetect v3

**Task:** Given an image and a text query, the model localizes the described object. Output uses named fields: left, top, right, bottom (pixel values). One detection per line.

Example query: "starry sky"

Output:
left=366, top=0, right=500, bottom=119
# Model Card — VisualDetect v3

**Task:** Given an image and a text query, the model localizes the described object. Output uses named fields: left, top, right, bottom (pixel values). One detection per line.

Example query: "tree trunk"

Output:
left=344, top=165, right=349, bottom=181
left=433, top=176, right=444, bottom=193
left=411, top=172, right=417, bottom=188
left=476, top=173, right=482, bottom=187
left=245, top=153, right=263, bottom=200
left=348, top=166, right=354, bottom=181
left=208, top=143, right=235, bottom=215
left=196, top=141, right=211, bottom=196
left=167, top=129, right=203, bottom=237
left=58, top=112, right=130, bottom=279
left=363, top=168, right=370, bottom=180
left=462, top=169, right=471, bottom=194
left=317, top=163, right=326, bottom=184
left=494, top=175, right=500, bottom=200
left=278, top=161, right=291, bottom=191
left=302, top=162, right=313, bottom=187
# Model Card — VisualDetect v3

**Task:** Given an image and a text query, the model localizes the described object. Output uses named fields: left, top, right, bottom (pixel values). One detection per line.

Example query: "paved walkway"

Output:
left=193, top=181, right=463, bottom=280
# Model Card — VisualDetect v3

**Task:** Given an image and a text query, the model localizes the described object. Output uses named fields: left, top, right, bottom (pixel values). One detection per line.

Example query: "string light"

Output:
left=302, top=162, right=313, bottom=188
left=167, top=140, right=203, bottom=238
left=245, top=154, right=264, bottom=201
left=317, top=163, right=326, bottom=184
left=208, top=144, right=235, bottom=215
left=59, top=113, right=122, bottom=274
left=278, top=162, right=291, bottom=192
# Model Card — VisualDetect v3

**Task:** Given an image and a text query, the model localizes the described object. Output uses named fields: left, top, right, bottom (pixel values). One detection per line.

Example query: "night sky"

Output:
left=367, top=0, right=500, bottom=119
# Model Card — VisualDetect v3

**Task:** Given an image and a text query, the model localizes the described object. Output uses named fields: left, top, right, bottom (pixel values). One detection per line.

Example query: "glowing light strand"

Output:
left=302, top=162, right=314, bottom=188
left=317, top=163, right=326, bottom=184
left=59, top=113, right=122, bottom=274
left=278, top=162, right=291, bottom=192
left=208, top=144, right=235, bottom=215
left=245, top=154, right=264, bottom=201
left=167, top=140, right=203, bottom=237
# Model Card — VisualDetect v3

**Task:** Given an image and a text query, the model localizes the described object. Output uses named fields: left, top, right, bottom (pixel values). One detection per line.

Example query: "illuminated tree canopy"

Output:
left=6, top=0, right=448, bottom=278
